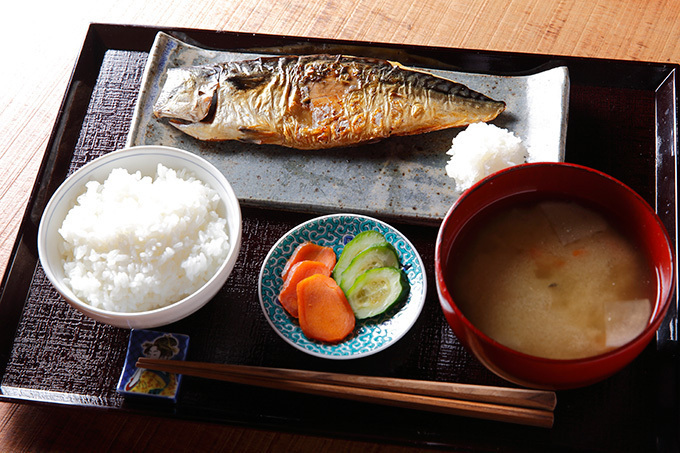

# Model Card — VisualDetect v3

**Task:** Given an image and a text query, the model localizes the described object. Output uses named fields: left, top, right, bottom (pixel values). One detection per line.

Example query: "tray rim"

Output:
left=0, top=22, right=677, bottom=450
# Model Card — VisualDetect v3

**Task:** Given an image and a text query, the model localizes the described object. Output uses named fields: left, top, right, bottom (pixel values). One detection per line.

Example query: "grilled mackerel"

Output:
left=153, top=54, right=506, bottom=150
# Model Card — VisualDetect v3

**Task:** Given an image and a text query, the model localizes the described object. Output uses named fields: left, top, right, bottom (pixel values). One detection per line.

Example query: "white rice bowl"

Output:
left=37, top=146, right=242, bottom=329
left=59, top=164, right=229, bottom=313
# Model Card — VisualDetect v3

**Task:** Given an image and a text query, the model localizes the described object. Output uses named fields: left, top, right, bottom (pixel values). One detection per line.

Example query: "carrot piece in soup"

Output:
left=278, top=260, right=332, bottom=317
left=297, top=274, right=356, bottom=343
left=282, top=242, right=336, bottom=281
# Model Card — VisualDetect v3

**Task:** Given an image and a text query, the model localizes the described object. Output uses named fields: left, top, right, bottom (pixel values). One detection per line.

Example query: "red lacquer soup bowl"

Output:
left=435, top=162, right=675, bottom=389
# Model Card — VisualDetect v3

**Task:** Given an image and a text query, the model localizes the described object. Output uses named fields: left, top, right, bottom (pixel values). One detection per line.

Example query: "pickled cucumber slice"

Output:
left=338, top=244, right=400, bottom=293
left=332, top=230, right=388, bottom=282
left=346, top=267, right=410, bottom=319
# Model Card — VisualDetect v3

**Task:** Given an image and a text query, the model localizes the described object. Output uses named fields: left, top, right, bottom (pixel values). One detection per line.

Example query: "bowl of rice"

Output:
left=37, top=145, right=242, bottom=329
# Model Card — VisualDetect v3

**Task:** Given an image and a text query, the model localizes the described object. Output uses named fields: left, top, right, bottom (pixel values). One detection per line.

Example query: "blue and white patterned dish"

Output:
left=258, top=214, right=426, bottom=359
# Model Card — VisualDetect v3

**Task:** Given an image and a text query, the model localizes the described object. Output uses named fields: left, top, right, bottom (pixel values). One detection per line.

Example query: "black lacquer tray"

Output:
left=0, top=24, right=677, bottom=452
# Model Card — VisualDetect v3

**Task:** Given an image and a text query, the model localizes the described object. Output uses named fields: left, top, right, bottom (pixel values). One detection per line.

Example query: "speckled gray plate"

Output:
left=127, top=32, right=569, bottom=224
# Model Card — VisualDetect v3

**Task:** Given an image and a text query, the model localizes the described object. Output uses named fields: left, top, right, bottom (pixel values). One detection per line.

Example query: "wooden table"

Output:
left=1, top=1, right=678, bottom=450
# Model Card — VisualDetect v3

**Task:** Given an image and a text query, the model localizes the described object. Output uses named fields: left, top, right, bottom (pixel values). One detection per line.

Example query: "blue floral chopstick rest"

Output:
left=117, top=329, right=190, bottom=402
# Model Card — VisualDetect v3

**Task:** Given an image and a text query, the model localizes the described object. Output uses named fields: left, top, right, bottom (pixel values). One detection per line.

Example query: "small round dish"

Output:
left=258, top=214, right=426, bottom=359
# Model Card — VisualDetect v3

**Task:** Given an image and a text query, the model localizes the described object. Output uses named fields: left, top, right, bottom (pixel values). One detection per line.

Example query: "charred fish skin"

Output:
left=153, top=54, right=506, bottom=150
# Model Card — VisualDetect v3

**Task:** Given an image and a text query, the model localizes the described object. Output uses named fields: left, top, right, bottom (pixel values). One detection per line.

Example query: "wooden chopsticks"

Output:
left=136, top=358, right=556, bottom=428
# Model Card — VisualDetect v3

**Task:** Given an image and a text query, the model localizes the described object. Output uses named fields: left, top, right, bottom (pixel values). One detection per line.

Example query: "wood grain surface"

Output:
left=2, top=0, right=679, bottom=451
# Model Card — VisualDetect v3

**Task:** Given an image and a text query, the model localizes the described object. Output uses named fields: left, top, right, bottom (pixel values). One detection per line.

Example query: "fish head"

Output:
left=153, top=66, right=220, bottom=123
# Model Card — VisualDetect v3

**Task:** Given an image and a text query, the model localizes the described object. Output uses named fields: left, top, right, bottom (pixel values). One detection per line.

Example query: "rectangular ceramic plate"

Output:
left=126, top=32, right=569, bottom=224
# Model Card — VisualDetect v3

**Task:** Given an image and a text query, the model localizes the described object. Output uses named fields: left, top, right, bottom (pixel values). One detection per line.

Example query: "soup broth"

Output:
left=449, top=197, right=654, bottom=360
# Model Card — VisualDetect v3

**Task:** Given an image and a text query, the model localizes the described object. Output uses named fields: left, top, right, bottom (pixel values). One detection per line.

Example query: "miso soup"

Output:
left=449, top=197, right=654, bottom=360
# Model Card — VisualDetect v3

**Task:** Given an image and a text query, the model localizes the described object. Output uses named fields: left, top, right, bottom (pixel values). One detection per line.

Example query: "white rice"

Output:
left=445, top=122, right=528, bottom=192
left=58, top=164, right=230, bottom=313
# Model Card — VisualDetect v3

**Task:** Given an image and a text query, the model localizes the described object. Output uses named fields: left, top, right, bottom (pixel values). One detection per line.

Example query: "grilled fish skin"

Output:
left=153, top=54, right=506, bottom=150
